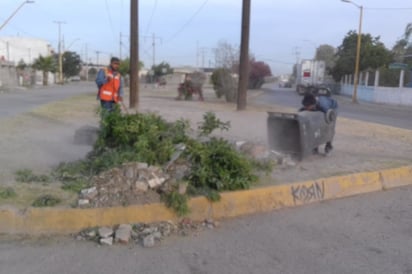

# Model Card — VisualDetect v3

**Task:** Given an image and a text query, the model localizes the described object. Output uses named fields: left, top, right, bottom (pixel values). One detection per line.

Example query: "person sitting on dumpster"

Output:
left=299, top=92, right=338, bottom=155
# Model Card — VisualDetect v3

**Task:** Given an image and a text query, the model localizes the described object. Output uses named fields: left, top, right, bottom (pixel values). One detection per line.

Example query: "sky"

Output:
left=1, top=0, right=411, bottom=75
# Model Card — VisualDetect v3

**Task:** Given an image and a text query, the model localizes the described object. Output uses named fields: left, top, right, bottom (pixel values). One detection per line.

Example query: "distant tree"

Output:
left=331, top=31, right=391, bottom=81
left=391, top=22, right=412, bottom=66
left=17, top=59, right=27, bottom=70
left=61, top=51, right=82, bottom=78
left=248, top=59, right=272, bottom=89
left=211, top=68, right=237, bottom=102
left=32, top=55, right=56, bottom=86
left=315, top=44, right=336, bottom=72
left=213, top=40, right=239, bottom=70
left=151, top=61, right=173, bottom=78
left=118, top=58, right=144, bottom=76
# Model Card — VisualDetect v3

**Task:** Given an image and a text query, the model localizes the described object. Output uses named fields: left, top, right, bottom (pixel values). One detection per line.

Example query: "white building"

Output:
left=0, top=36, right=53, bottom=65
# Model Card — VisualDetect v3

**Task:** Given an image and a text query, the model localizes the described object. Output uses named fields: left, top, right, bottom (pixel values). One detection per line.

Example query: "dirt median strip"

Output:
left=1, top=165, right=411, bottom=235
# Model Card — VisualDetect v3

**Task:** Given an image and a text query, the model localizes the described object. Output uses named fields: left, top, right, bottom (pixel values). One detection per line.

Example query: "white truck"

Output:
left=295, top=59, right=326, bottom=95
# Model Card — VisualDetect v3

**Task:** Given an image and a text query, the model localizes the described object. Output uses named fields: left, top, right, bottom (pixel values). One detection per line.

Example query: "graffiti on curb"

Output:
left=291, top=182, right=325, bottom=205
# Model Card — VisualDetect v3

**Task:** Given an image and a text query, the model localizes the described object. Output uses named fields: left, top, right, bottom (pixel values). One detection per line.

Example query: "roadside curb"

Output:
left=1, top=165, right=411, bottom=234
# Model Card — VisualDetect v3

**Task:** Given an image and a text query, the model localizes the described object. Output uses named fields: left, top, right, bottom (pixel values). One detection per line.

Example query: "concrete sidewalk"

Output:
left=1, top=83, right=412, bottom=234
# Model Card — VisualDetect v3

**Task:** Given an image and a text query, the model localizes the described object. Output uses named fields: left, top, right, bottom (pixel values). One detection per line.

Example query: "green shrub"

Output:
left=211, top=68, right=237, bottom=102
left=186, top=137, right=257, bottom=192
left=15, top=169, right=50, bottom=183
left=198, top=112, right=230, bottom=136
left=32, top=194, right=61, bottom=207
left=61, top=179, right=90, bottom=193
left=0, top=187, right=17, bottom=199
left=162, top=191, right=190, bottom=216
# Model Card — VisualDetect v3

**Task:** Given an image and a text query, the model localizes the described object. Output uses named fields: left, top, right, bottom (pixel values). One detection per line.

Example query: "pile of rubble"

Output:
left=78, top=162, right=173, bottom=208
left=76, top=218, right=219, bottom=248
left=76, top=141, right=294, bottom=209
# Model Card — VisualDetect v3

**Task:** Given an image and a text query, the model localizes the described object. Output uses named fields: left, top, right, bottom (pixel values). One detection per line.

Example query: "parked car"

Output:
left=69, top=76, right=81, bottom=82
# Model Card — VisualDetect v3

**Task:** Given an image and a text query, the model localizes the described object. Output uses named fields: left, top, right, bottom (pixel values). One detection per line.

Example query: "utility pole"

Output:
left=143, top=33, right=161, bottom=68
left=199, top=47, right=208, bottom=68
left=119, top=32, right=129, bottom=60
left=237, top=0, right=251, bottom=111
left=120, top=32, right=122, bottom=59
left=196, top=41, right=199, bottom=67
left=293, top=46, right=300, bottom=65
left=53, top=20, right=66, bottom=84
left=129, top=0, right=139, bottom=109
left=6, top=42, right=10, bottom=61
left=85, top=43, right=89, bottom=81
left=151, top=33, right=161, bottom=68
left=95, top=50, right=100, bottom=66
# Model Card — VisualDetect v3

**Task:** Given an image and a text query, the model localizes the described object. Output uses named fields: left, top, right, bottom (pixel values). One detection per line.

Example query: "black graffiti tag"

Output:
left=291, top=182, right=325, bottom=205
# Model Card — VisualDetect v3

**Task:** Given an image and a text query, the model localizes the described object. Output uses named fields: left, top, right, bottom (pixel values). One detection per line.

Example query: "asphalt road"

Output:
left=0, top=82, right=96, bottom=118
left=1, top=186, right=411, bottom=274
left=257, top=84, right=412, bottom=130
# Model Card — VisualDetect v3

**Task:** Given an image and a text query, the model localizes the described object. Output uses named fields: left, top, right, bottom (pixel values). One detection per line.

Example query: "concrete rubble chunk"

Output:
left=136, top=162, right=149, bottom=170
left=124, top=166, right=135, bottom=179
left=78, top=199, right=90, bottom=206
left=142, top=235, right=155, bottom=248
left=80, top=186, right=98, bottom=199
left=100, top=237, right=113, bottom=246
left=115, top=224, right=132, bottom=244
left=235, top=140, right=247, bottom=149
left=178, top=182, right=188, bottom=194
left=98, top=227, right=114, bottom=238
left=152, top=232, right=162, bottom=240
left=240, top=142, right=270, bottom=159
left=135, top=180, right=148, bottom=192
left=147, top=173, right=166, bottom=189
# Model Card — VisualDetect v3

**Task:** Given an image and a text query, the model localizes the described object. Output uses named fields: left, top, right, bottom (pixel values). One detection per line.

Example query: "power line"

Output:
left=365, top=7, right=412, bottom=10
left=104, top=0, right=117, bottom=43
left=164, top=0, right=209, bottom=43
left=144, top=0, right=158, bottom=37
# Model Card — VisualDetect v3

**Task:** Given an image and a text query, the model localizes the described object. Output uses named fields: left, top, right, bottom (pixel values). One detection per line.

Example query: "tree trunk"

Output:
left=43, top=71, right=48, bottom=86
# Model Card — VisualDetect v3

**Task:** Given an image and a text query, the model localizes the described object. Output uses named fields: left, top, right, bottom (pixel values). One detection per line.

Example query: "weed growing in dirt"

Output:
left=250, top=158, right=275, bottom=175
left=0, top=187, right=17, bottom=199
left=32, top=194, right=61, bottom=207
left=197, top=111, right=230, bottom=136
left=162, top=191, right=190, bottom=217
left=15, top=169, right=50, bottom=183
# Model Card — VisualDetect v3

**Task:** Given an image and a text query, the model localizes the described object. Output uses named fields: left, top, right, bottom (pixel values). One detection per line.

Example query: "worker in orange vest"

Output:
left=95, top=57, right=124, bottom=111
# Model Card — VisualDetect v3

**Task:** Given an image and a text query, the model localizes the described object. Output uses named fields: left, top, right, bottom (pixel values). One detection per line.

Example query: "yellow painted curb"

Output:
left=0, top=165, right=411, bottom=235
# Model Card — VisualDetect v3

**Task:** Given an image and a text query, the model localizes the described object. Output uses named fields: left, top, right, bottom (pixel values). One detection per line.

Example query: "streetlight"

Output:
left=54, top=20, right=66, bottom=84
left=0, top=1, right=35, bottom=31
left=341, top=0, right=363, bottom=103
left=65, top=38, right=81, bottom=51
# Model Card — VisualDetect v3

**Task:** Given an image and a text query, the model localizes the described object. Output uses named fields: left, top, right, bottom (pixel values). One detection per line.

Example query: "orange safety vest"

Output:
left=99, top=67, right=121, bottom=102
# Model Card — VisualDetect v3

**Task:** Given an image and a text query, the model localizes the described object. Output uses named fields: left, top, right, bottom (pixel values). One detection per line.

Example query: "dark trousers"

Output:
left=100, top=100, right=116, bottom=112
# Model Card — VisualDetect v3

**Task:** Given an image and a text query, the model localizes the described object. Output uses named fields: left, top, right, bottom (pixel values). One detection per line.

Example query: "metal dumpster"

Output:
left=267, top=110, right=336, bottom=160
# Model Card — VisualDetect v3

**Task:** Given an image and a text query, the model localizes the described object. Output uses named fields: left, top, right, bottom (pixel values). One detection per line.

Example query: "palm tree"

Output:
left=405, top=23, right=412, bottom=42
left=32, top=55, right=56, bottom=86
left=392, top=23, right=412, bottom=63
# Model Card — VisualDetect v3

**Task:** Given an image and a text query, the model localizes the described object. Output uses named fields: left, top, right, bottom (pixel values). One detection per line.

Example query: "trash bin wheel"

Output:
left=325, top=109, right=336, bottom=124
